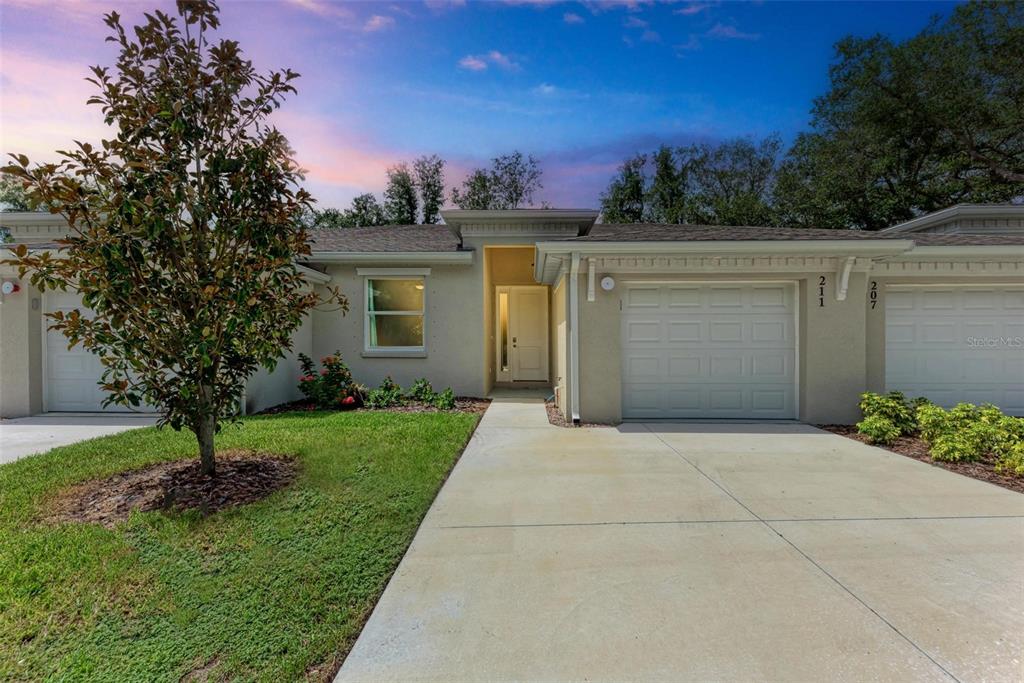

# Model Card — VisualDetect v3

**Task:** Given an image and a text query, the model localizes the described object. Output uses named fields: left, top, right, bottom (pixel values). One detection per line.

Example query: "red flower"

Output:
left=320, top=369, right=328, bottom=376
left=342, top=396, right=356, bottom=405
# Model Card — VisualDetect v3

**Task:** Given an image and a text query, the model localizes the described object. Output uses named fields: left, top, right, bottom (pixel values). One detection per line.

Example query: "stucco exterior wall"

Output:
left=310, top=261, right=487, bottom=397
left=575, top=271, right=872, bottom=425
left=244, top=313, right=313, bottom=414
left=0, top=280, right=43, bottom=418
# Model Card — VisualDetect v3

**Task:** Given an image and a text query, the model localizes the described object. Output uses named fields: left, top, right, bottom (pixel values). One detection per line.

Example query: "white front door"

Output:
left=621, top=282, right=797, bottom=419
left=509, top=286, right=549, bottom=382
left=885, top=285, right=1024, bottom=413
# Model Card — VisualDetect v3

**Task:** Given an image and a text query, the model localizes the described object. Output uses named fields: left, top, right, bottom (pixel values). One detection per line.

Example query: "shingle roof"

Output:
left=308, top=224, right=461, bottom=252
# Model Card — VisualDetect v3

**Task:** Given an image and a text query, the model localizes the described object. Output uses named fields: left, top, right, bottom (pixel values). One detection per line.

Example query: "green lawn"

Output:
left=0, top=410, right=479, bottom=682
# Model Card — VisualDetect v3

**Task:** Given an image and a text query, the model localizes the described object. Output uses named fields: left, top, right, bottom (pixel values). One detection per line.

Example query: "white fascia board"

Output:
left=893, top=245, right=1024, bottom=260
left=536, top=239, right=915, bottom=259
left=296, top=264, right=332, bottom=284
left=883, top=204, right=1024, bottom=234
left=355, top=267, right=431, bottom=276
left=307, top=251, right=474, bottom=265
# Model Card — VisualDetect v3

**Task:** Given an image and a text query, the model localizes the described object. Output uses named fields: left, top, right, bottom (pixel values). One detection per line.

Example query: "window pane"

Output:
left=370, top=314, right=423, bottom=347
left=499, top=291, right=509, bottom=372
left=368, top=279, right=423, bottom=312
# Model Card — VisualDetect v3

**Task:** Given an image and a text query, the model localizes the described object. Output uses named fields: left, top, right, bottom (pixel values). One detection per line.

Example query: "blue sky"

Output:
left=0, top=0, right=957, bottom=209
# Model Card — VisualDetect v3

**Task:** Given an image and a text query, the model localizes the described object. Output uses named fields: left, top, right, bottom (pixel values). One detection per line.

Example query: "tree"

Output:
left=0, top=176, right=36, bottom=211
left=346, top=192, right=386, bottom=227
left=646, top=146, right=689, bottom=223
left=451, top=169, right=495, bottom=209
left=684, top=135, right=781, bottom=226
left=490, top=151, right=542, bottom=209
left=775, top=1, right=1024, bottom=229
left=412, top=154, right=445, bottom=224
left=451, top=151, right=544, bottom=209
left=383, top=163, right=418, bottom=224
left=598, top=136, right=781, bottom=226
left=599, top=154, right=647, bottom=223
left=2, top=0, right=344, bottom=476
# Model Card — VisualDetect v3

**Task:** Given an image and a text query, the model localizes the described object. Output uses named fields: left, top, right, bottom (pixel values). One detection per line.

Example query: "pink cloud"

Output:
left=707, top=23, right=761, bottom=40
left=362, top=14, right=395, bottom=32
left=284, top=0, right=355, bottom=21
left=624, top=16, right=648, bottom=28
left=458, top=51, right=521, bottom=72
left=674, top=2, right=713, bottom=16
left=458, top=55, right=488, bottom=71
left=563, top=12, right=584, bottom=24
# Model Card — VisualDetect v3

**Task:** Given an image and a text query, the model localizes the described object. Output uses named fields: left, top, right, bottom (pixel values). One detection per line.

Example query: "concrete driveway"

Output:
left=338, top=397, right=1024, bottom=682
left=0, top=414, right=158, bottom=464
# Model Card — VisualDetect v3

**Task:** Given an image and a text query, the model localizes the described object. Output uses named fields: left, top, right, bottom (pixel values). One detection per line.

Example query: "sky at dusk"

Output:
left=1, top=0, right=957, bottom=211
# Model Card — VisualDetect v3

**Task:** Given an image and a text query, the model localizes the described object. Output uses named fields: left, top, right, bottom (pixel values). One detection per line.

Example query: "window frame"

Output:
left=361, top=270, right=428, bottom=357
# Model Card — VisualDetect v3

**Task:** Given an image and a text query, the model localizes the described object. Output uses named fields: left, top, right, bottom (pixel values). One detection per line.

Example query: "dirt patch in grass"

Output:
left=820, top=424, right=1024, bottom=495
left=44, top=450, right=298, bottom=528
left=259, top=397, right=490, bottom=416
left=545, top=399, right=614, bottom=428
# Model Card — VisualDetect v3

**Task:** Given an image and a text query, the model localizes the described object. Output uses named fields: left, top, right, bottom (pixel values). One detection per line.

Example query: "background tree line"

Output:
left=305, top=151, right=543, bottom=228
left=601, top=1, right=1023, bottom=230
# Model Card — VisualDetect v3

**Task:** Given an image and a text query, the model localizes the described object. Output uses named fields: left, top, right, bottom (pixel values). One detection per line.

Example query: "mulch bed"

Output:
left=258, top=397, right=490, bottom=416
left=545, top=399, right=613, bottom=428
left=820, top=424, right=1024, bottom=495
left=44, top=450, right=298, bottom=528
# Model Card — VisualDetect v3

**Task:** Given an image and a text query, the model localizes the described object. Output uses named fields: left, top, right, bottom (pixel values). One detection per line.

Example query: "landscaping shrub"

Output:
left=407, top=378, right=437, bottom=403
left=857, top=391, right=917, bottom=435
left=434, top=387, right=456, bottom=410
left=855, top=414, right=901, bottom=445
left=297, top=352, right=361, bottom=409
left=915, top=402, right=1024, bottom=466
left=365, top=376, right=405, bottom=408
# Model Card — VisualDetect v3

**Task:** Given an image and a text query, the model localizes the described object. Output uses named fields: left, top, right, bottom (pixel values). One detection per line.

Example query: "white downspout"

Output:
left=586, top=257, right=596, bottom=302
left=569, top=252, right=581, bottom=424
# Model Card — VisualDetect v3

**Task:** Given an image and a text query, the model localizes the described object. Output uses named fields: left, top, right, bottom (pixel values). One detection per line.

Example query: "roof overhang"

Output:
left=883, top=204, right=1024, bottom=234
left=441, top=209, right=599, bottom=242
left=304, top=250, right=474, bottom=265
left=534, top=239, right=915, bottom=283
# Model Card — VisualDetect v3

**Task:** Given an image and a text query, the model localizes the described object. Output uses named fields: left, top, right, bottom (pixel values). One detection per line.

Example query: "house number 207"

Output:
left=818, top=275, right=826, bottom=307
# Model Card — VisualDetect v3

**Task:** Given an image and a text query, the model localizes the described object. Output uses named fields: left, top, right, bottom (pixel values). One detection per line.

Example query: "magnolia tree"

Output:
left=3, top=0, right=344, bottom=475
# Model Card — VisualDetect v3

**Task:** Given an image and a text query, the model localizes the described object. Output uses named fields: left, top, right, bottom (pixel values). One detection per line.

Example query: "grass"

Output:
left=0, top=410, right=480, bottom=682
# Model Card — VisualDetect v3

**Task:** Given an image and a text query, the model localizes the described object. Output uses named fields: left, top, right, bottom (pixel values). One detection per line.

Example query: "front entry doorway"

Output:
left=495, top=286, right=549, bottom=383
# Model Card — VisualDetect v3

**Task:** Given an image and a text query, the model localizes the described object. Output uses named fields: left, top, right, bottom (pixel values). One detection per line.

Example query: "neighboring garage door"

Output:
left=621, top=283, right=797, bottom=419
left=885, top=285, right=1024, bottom=414
left=45, top=292, right=131, bottom=412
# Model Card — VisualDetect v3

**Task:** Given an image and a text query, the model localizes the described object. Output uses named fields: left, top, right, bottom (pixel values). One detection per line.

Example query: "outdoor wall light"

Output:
left=600, top=276, right=615, bottom=291
left=1, top=280, right=20, bottom=296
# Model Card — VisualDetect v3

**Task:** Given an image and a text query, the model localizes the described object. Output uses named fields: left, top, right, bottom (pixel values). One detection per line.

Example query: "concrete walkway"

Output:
left=0, top=414, right=158, bottom=464
left=337, top=397, right=1024, bottom=682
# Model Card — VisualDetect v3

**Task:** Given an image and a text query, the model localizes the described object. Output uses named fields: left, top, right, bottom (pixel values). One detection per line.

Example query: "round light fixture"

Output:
left=1, top=281, right=18, bottom=296
left=600, top=276, right=615, bottom=291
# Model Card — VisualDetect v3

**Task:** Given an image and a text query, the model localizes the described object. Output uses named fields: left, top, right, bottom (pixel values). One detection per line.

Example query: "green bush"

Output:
left=858, top=391, right=916, bottom=435
left=365, top=376, right=404, bottom=409
left=297, top=351, right=360, bottom=408
left=407, top=378, right=437, bottom=403
left=995, top=441, right=1024, bottom=476
left=433, top=387, right=456, bottom=410
left=856, top=415, right=901, bottom=445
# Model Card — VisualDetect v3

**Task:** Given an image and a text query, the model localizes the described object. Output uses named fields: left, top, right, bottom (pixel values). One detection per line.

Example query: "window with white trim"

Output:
left=365, top=276, right=426, bottom=351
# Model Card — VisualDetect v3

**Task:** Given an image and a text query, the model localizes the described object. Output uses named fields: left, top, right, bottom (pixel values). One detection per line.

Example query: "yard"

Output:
left=0, top=410, right=480, bottom=681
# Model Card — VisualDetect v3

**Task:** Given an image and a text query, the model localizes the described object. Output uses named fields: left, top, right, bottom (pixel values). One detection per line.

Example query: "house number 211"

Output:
left=818, top=275, right=826, bottom=307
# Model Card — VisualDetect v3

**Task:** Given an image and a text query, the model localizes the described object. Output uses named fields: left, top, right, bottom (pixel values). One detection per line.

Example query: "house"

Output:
left=1, top=204, right=1022, bottom=424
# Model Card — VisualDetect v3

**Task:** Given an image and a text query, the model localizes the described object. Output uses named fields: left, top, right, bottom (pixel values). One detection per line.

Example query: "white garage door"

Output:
left=621, top=283, right=797, bottom=419
left=45, top=292, right=131, bottom=412
left=885, top=285, right=1024, bottom=414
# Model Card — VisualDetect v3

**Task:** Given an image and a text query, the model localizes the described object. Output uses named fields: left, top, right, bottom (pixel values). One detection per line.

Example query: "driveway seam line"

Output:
left=434, top=513, right=1024, bottom=530
left=641, top=423, right=961, bottom=683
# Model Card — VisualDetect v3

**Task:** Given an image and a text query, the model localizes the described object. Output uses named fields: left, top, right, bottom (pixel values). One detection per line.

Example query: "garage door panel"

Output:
left=885, top=285, right=1024, bottom=414
left=622, top=283, right=796, bottom=419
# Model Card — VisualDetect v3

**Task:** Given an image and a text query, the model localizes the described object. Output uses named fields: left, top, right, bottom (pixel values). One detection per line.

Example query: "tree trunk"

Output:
left=196, top=383, right=216, bottom=476
left=196, top=415, right=216, bottom=476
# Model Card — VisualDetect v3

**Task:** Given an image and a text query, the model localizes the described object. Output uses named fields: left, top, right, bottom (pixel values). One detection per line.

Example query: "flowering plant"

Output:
left=297, top=351, right=362, bottom=409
